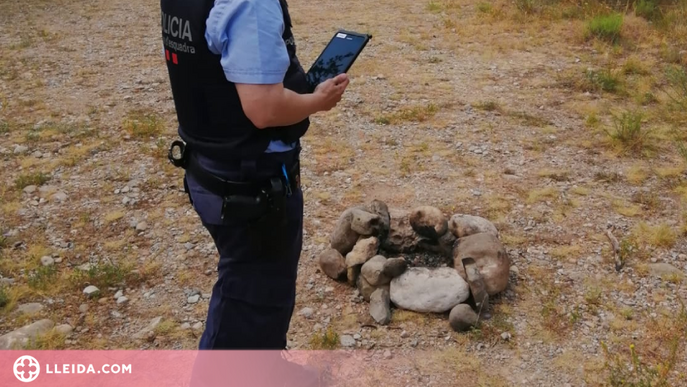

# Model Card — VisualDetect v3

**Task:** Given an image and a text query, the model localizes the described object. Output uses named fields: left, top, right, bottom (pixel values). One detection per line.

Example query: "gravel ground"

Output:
left=1, top=0, right=686, bottom=386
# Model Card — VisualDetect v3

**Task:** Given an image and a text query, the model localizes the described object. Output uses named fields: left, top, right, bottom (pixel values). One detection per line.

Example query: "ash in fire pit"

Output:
left=318, top=200, right=510, bottom=332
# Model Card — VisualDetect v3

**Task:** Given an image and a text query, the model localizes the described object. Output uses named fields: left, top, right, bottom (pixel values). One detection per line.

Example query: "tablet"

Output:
left=305, top=30, right=372, bottom=92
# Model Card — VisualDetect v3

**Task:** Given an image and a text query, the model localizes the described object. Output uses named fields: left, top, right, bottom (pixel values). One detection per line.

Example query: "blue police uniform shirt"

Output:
left=205, top=0, right=296, bottom=152
left=185, top=0, right=297, bottom=225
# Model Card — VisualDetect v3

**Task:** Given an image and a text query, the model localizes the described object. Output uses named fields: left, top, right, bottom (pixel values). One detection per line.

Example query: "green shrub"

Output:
left=0, top=287, right=8, bottom=309
left=427, top=1, right=442, bottom=12
left=70, top=263, right=138, bottom=291
left=665, top=65, right=687, bottom=112
left=478, top=2, right=492, bottom=13
left=586, top=68, right=622, bottom=93
left=635, top=0, right=662, bottom=20
left=605, top=111, right=653, bottom=155
left=516, top=0, right=538, bottom=14
left=28, top=265, right=58, bottom=290
left=0, top=234, right=8, bottom=249
left=586, top=13, right=623, bottom=43
left=14, top=172, right=50, bottom=190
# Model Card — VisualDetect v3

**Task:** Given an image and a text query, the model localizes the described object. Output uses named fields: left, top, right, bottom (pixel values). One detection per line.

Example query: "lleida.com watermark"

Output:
left=14, top=355, right=132, bottom=383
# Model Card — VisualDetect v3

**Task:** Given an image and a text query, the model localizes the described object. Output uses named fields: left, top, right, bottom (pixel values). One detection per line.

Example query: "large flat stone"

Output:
left=0, top=319, right=54, bottom=349
left=390, top=267, right=470, bottom=313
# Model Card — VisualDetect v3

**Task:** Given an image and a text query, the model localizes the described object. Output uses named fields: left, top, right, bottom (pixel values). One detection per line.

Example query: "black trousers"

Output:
left=198, top=189, right=303, bottom=350
left=185, top=149, right=304, bottom=350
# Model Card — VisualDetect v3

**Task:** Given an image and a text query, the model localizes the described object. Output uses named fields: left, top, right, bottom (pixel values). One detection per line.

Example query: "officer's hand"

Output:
left=314, top=74, right=349, bottom=112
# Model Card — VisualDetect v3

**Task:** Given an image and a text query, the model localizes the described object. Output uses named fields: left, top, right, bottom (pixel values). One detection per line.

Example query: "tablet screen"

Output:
left=306, top=32, right=369, bottom=91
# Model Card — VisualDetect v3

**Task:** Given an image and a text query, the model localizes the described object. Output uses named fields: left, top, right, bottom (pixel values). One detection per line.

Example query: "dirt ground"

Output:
left=1, top=0, right=687, bottom=386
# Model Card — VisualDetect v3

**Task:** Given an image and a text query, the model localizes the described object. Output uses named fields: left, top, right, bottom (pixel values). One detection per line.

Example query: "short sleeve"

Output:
left=205, top=0, right=290, bottom=84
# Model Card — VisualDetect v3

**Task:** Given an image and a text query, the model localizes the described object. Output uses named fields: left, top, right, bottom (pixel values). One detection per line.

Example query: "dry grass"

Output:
left=631, top=222, right=678, bottom=250
left=612, top=199, right=642, bottom=217
left=550, top=245, right=582, bottom=260
left=0, top=0, right=686, bottom=383
left=374, top=103, right=440, bottom=125
left=626, top=164, right=649, bottom=185
left=122, top=109, right=164, bottom=139
left=538, top=169, right=570, bottom=182
left=309, top=327, right=340, bottom=349
left=527, top=187, right=559, bottom=204
left=24, top=328, right=68, bottom=350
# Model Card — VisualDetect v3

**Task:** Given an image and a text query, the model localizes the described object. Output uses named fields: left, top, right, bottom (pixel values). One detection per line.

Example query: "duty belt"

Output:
left=168, top=140, right=299, bottom=224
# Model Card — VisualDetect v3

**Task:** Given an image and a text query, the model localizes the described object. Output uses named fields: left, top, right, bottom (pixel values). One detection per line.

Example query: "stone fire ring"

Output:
left=318, top=200, right=511, bottom=333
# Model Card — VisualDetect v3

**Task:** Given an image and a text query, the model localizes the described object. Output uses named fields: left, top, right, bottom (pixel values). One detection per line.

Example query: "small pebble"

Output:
left=52, top=192, right=68, bottom=202
left=13, top=145, right=29, bottom=154
left=23, top=185, right=37, bottom=194
left=299, top=307, right=314, bottom=318
left=340, top=335, right=356, bottom=347
left=110, top=311, right=123, bottom=319
left=83, top=285, right=100, bottom=298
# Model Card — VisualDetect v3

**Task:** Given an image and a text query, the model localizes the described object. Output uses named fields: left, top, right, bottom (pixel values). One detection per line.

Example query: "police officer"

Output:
left=160, top=0, right=349, bottom=357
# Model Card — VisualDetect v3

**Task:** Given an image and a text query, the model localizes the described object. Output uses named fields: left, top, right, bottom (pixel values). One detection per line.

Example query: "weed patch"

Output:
left=122, top=110, right=164, bottom=139
left=14, top=172, right=50, bottom=190
left=309, top=327, right=339, bottom=349
left=631, top=191, right=660, bottom=211
left=473, top=100, right=501, bottom=112
left=509, top=111, right=550, bottom=127
left=604, top=111, right=654, bottom=156
left=586, top=13, right=623, bottom=44
left=612, top=199, right=642, bottom=217
left=477, top=2, right=492, bottom=13
left=635, top=0, right=662, bottom=22
left=586, top=68, right=623, bottom=93
left=70, top=262, right=138, bottom=292
left=28, top=265, right=58, bottom=291
left=538, top=169, right=570, bottom=182
left=527, top=187, right=559, bottom=204
left=665, top=65, right=687, bottom=118
left=24, top=329, right=67, bottom=350
left=0, top=287, right=8, bottom=309
left=550, top=245, right=582, bottom=260
left=632, top=222, right=677, bottom=249
left=376, top=103, right=440, bottom=125
left=601, top=304, right=686, bottom=387
left=622, top=57, right=650, bottom=76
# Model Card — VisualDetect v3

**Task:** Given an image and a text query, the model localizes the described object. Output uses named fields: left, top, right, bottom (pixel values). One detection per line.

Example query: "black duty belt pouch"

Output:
left=168, top=140, right=293, bottom=229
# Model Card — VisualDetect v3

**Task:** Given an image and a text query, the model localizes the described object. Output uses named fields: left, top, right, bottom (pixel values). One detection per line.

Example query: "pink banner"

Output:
left=1, top=350, right=411, bottom=386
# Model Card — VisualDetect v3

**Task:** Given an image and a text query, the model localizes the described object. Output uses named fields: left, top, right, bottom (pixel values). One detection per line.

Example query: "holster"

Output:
left=168, top=140, right=297, bottom=229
